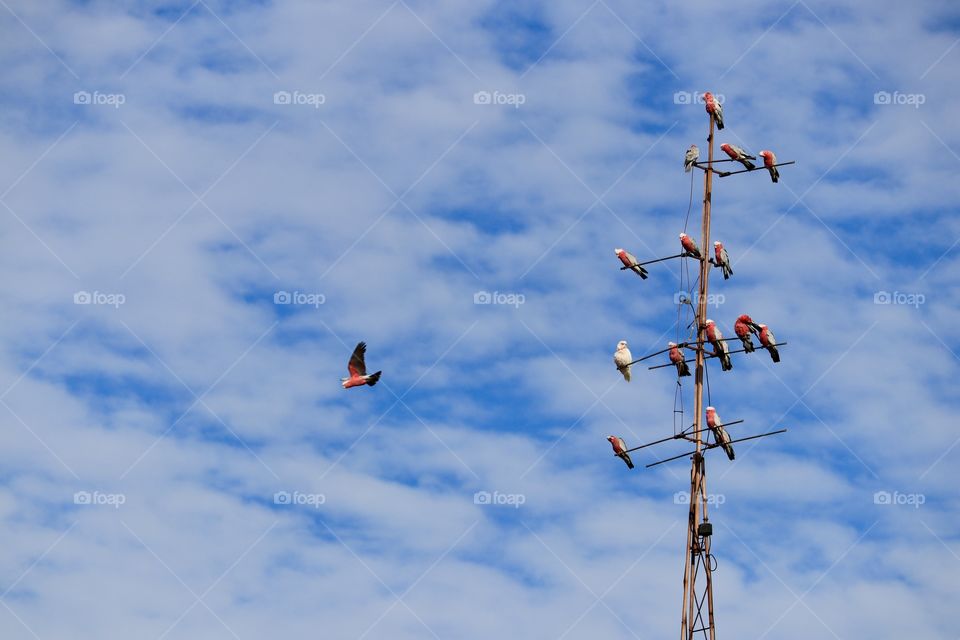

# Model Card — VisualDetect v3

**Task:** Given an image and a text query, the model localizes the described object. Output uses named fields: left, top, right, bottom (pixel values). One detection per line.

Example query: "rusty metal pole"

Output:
left=682, top=112, right=716, bottom=639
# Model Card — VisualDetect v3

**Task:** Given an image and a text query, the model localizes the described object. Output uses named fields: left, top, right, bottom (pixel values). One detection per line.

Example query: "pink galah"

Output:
left=668, top=341, right=690, bottom=377
left=607, top=435, right=635, bottom=469
left=341, top=342, right=382, bottom=389
left=684, top=144, right=699, bottom=173
left=615, top=248, right=648, bottom=279
left=705, top=406, right=735, bottom=460
left=679, top=233, right=702, bottom=259
left=704, top=320, right=733, bottom=371
left=720, top=143, right=755, bottom=170
left=704, top=92, right=724, bottom=130
left=713, top=241, right=733, bottom=280
left=758, top=150, right=780, bottom=183
left=757, top=323, right=781, bottom=363
left=733, top=314, right=759, bottom=353
left=614, top=340, right=633, bottom=382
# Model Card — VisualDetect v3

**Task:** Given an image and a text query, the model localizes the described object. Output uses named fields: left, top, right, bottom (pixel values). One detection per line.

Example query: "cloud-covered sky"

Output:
left=0, top=0, right=957, bottom=637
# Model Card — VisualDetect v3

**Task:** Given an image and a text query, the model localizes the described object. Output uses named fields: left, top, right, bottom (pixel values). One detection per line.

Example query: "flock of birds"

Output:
left=607, top=92, right=783, bottom=469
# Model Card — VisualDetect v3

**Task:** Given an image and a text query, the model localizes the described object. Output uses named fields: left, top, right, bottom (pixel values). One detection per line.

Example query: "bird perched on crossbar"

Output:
left=615, top=248, right=648, bottom=279
left=607, top=435, right=635, bottom=469
left=706, top=406, right=735, bottom=460
left=705, top=320, right=733, bottom=371
left=669, top=342, right=690, bottom=377
left=679, top=233, right=702, bottom=260
left=684, top=144, right=699, bottom=172
left=757, top=323, right=781, bottom=363
left=758, top=150, right=780, bottom=183
left=734, top=314, right=760, bottom=353
left=614, top=340, right=633, bottom=381
left=720, top=143, right=755, bottom=170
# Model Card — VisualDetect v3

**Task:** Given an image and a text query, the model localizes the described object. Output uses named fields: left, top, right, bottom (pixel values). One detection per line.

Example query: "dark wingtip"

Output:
left=367, top=371, right=383, bottom=386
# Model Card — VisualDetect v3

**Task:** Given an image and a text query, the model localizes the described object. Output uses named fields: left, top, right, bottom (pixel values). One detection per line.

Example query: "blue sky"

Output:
left=0, top=0, right=957, bottom=637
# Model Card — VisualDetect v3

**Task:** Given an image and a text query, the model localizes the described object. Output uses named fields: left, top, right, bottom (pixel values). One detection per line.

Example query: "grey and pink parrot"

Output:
left=706, top=406, right=735, bottom=460
left=614, top=340, right=633, bottom=381
left=704, top=320, right=733, bottom=371
left=608, top=435, right=635, bottom=469
left=669, top=341, right=690, bottom=377
left=713, top=241, right=733, bottom=279
left=759, top=150, right=779, bottom=183
left=341, top=342, right=382, bottom=389
left=704, top=92, right=724, bottom=130
left=720, top=143, right=755, bottom=170
left=757, top=323, right=780, bottom=363
left=733, top=314, right=760, bottom=353
left=615, top=248, right=648, bottom=279
left=684, top=144, right=700, bottom=173
left=680, top=233, right=702, bottom=260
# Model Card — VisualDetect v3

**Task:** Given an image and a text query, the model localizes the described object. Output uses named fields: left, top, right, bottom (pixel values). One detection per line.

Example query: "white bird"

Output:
left=614, top=340, right=633, bottom=382
left=684, top=144, right=699, bottom=172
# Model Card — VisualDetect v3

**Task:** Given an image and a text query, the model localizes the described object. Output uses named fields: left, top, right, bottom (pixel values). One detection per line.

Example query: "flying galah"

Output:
left=684, top=144, right=699, bottom=173
left=720, top=143, right=755, bottom=170
left=704, top=320, right=733, bottom=371
left=341, top=342, right=382, bottom=388
left=757, top=323, right=781, bottom=363
left=704, top=92, right=724, bottom=130
left=607, top=435, right=635, bottom=469
left=733, top=314, right=760, bottom=353
left=759, top=150, right=779, bottom=183
left=669, top=341, right=690, bottom=377
left=679, top=233, right=702, bottom=259
left=614, top=340, right=633, bottom=382
left=706, top=406, right=735, bottom=460
left=615, top=248, right=648, bottom=279
left=713, top=241, right=733, bottom=280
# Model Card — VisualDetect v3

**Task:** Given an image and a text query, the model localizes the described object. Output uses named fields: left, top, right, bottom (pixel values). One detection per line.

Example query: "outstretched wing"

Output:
left=348, top=342, right=368, bottom=377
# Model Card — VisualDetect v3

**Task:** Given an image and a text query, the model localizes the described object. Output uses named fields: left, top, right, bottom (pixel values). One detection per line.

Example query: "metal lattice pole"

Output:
left=681, top=113, right=717, bottom=640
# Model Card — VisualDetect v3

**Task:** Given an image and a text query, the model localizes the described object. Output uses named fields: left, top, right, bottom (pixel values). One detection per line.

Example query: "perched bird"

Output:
left=341, top=342, right=382, bottom=388
left=713, top=241, right=733, bottom=280
left=757, top=323, right=781, bottom=363
left=704, top=319, right=733, bottom=371
left=684, top=144, right=699, bottom=173
left=614, top=340, right=633, bottom=382
left=679, top=233, right=702, bottom=259
left=607, top=435, right=635, bottom=469
left=706, top=406, right=735, bottom=460
left=615, top=248, right=648, bottom=279
left=704, top=92, right=724, bottom=130
left=720, top=143, right=755, bottom=170
left=668, top=341, right=690, bottom=377
left=758, top=150, right=780, bottom=183
left=733, top=314, right=759, bottom=353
